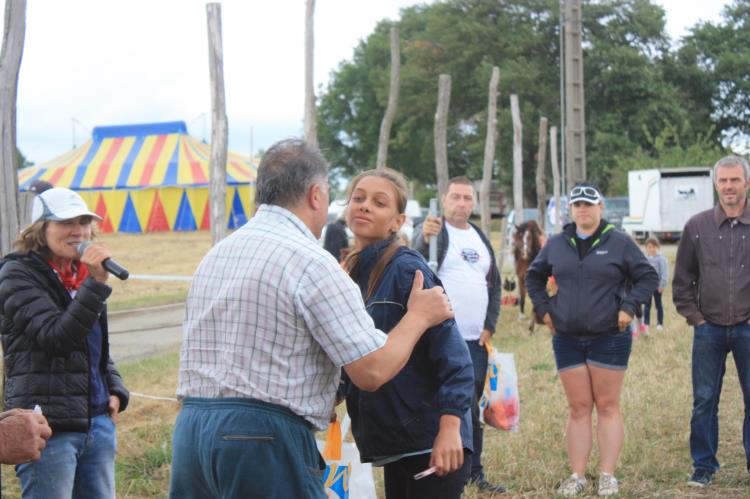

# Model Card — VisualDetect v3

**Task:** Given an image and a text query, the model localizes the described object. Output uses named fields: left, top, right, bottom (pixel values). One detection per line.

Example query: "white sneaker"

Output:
left=558, top=473, right=587, bottom=496
left=598, top=473, right=619, bottom=496
left=656, top=324, right=663, bottom=331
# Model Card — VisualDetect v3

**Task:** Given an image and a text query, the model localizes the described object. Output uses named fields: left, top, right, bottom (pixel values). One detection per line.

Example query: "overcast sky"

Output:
left=7, top=0, right=730, bottom=165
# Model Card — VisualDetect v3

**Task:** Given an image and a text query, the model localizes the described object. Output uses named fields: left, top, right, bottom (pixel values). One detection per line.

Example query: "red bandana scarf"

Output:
left=47, top=260, right=89, bottom=292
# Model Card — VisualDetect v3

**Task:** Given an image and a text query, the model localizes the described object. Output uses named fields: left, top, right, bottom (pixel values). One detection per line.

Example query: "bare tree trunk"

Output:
left=480, top=66, right=500, bottom=238
left=376, top=27, right=400, bottom=169
left=0, top=0, right=25, bottom=256
left=535, top=117, right=548, bottom=232
left=434, top=74, right=451, bottom=198
left=550, top=125, right=562, bottom=233
left=497, top=216, right=508, bottom=278
left=304, top=0, right=317, bottom=148
left=207, top=3, right=228, bottom=245
left=510, top=94, right=523, bottom=225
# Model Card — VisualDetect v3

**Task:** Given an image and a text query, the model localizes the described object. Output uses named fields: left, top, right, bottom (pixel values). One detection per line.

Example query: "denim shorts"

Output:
left=552, top=331, right=632, bottom=372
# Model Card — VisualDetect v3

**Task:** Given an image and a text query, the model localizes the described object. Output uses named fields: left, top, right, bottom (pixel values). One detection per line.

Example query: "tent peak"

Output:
left=92, top=121, right=188, bottom=140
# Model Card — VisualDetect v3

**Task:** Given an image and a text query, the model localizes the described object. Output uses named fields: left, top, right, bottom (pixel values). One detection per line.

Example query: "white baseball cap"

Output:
left=31, top=187, right=102, bottom=223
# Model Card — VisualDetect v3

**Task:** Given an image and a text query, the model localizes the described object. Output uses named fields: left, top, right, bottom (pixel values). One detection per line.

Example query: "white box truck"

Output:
left=622, top=167, right=714, bottom=242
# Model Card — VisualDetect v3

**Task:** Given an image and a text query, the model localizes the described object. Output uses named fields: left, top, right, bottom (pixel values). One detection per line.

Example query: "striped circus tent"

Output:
left=17, top=121, right=257, bottom=233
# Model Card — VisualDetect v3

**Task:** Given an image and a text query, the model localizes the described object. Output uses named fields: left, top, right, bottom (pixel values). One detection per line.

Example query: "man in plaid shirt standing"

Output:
left=169, top=139, right=455, bottom=498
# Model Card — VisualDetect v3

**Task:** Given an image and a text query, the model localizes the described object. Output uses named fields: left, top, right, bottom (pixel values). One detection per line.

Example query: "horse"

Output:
left=512, top=219, right=544, bottom=332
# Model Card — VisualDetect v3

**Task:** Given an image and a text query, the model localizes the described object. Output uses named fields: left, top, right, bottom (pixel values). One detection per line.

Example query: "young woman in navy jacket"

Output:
left=341, top=168, right=475, bottom=499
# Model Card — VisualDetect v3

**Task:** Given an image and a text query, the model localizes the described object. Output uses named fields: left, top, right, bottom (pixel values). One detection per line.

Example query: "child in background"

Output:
left=640, top=237, right=668, bottom=336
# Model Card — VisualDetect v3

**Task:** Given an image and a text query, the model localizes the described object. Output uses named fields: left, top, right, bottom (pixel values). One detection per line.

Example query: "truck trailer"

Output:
left=621, top=167, right=714, bottom=242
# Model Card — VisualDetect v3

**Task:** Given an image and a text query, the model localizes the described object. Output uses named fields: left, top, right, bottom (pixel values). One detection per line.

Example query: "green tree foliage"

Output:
left=16, top=148, right=32, bottom=169
left=677, top=0, right=750, bottom=142
left=606, top=123, right=727, bottom=194
left=317, top=0, right=731, bottom=201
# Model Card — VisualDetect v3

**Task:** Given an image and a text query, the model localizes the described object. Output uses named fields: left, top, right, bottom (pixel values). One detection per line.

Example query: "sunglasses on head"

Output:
left=570, top=186, right=599, bottom=198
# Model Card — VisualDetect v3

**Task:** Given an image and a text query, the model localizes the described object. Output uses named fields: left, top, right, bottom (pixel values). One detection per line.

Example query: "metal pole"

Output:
left=428, top=198, right=438, bottom=273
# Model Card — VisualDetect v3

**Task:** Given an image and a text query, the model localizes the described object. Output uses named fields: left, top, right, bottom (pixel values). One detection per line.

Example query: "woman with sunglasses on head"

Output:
left=0, top=188, right=129, bottom=498
left=340, top=168, right=475, bottom=499
left=526, top=183, right=658, bottom=496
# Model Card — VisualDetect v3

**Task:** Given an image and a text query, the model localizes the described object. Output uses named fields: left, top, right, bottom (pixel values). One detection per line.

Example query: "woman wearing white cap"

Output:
left=0, top=187, right=129, bottom=498
left=526, top=183, right=658, bottom=496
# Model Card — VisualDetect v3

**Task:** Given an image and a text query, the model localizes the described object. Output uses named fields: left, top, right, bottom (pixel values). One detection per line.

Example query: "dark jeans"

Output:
left=466, top=340, right=488, bottom=480
left=690, top=321, right=750, bottom=473
left=643, top=290, right=664, bottom=326
left=383, top=449, right=470, bottom=499
left=169, top=397, right=326, bottom=499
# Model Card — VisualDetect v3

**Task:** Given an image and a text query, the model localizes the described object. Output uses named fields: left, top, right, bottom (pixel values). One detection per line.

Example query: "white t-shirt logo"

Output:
left=461, top=248, right=480, bottom=263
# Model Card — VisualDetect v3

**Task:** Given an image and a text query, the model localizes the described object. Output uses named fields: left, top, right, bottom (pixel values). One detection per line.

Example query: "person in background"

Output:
left=28, top=179, right=53, bottom=195
left=170, top=139, right=455, bottom=498
left=673, top=155, right=750, bottom=488
left=343, top=168, right=474, bottom=499
left=0, top=187, right=129, bottom=498
left=526, top=183, right=658, bottom=496
left=412, top=176, right=505, bottom=493
left=639, top=237, right=668, bottom=337
left=324, top=214, right=350, bottom=262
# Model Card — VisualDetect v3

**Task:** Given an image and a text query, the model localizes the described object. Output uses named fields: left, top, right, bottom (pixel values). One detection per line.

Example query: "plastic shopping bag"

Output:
left=478, top=343, right=520, bottom=431
left=316, top=415, right=377, bottom=499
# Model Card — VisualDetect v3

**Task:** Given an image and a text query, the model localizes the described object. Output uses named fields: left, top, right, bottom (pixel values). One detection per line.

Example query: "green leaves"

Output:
left=317, top=0, right=735, bottom=197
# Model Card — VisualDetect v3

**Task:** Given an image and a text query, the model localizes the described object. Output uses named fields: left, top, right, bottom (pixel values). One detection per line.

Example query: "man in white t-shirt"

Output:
left=412, top=177, right=504, bottom=493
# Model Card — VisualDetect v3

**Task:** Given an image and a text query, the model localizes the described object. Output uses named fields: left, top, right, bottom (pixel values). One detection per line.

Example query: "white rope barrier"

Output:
left=130, top=391, right=179, bottom=403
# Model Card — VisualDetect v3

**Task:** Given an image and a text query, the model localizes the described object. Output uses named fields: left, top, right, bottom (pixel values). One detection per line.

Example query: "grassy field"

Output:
left=2, top=232, right=748, bottom=497
left=95, top=231, right=213, bottom=310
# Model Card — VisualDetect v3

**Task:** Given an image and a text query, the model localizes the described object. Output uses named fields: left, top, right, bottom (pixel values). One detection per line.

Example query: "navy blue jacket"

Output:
left=343, top=240, right=474, bottom=462
left=525, top=222, right=658, bottom=337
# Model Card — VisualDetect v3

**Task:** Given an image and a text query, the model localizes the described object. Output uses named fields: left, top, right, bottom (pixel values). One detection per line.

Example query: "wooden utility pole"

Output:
left=510, top=94, right=523, bottom=225
left=304, top=0, right=318, bottom=148
left=376, top=27, right=400, bottom=169
left=550, top=125, right=562, bottom=232
left=564, top=0, right=586, bottom=188
left=480, top=66, right=500, bottom=237
left=434, top=74, right=451, bottom=198
left=535, top=117, right=549, bottom=231
left=0, top=0, right=25, bottom=256
left=206, top=3, right=228, bottom=244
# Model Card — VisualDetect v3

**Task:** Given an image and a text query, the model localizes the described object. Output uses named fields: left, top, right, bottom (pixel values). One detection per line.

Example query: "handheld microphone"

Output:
left=76, top=241, right=130, bottom=280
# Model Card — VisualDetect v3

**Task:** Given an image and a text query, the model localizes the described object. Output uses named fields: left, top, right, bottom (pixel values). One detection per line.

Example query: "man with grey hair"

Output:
left=169, top=139, right=455, bottom=498
left=674, top=154, right=750, bottom=487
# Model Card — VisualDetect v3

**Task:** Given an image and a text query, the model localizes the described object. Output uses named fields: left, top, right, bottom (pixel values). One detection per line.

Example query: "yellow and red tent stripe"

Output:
left=18, top=121, right=256, bottom=191
left=17, top=121, right=257, bottom=233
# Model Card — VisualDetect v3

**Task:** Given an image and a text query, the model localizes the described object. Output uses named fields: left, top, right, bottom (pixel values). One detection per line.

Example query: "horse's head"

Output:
left=513, top=222, right=530, bottom=261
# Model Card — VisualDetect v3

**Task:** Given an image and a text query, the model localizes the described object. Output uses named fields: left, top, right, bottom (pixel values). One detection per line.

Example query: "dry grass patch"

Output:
left=3, top=233, right=748, bottom=497
left=96, top=232, right=212, bottom=310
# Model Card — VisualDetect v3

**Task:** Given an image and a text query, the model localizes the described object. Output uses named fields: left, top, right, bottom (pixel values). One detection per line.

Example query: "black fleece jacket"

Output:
left=0, top=251, right=129, bottom=432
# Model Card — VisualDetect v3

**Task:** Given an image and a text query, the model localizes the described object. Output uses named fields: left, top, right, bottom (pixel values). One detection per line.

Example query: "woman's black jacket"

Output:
left=0, top=251, right=129, bottom=432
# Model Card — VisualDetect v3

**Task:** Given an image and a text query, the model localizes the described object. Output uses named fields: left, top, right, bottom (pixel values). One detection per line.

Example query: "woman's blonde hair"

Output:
left=13, top=218, right=97, bottom=255
left=343, top=167, right=409, bottom=301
